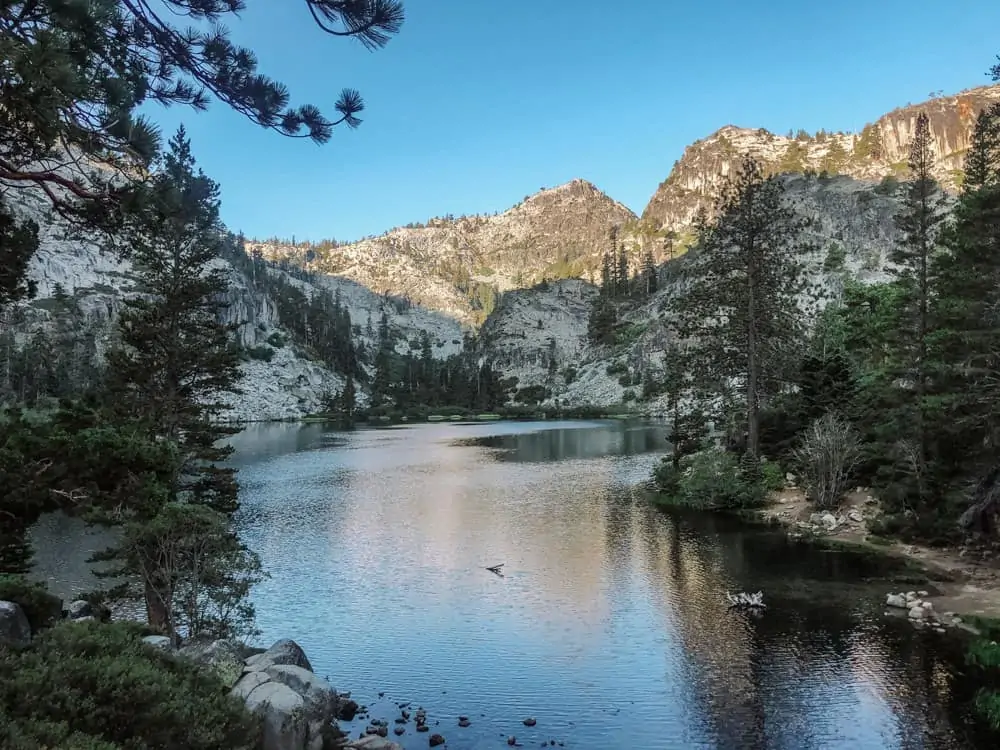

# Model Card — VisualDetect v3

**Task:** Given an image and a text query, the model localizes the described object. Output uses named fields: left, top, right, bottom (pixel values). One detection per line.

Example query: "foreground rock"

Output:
left=343, top=737, right=403, bottom=750
left=0, top=601, right=31, bottom=647
left=885, top=590, right=965, bottom=632
left=220, top=638, right=341, bottom=750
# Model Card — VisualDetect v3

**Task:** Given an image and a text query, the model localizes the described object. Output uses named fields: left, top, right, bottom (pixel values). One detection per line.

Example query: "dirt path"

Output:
left=759, top=486, right=1000, bottom=622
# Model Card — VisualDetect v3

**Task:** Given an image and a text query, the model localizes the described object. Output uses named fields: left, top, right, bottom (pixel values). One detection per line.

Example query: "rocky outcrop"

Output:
left=0, top=601, right=31, bottom=647
left=250, top=179, right=637, bottom=324
left=7, top=170, right=464, bottom=421
left=640, top=84, right=1000, bottom=239
left=478, top=172, right=910, bottom=409
left=162, top=637, right=343, bottom=750
left=477, top=278, right=599, bottom=392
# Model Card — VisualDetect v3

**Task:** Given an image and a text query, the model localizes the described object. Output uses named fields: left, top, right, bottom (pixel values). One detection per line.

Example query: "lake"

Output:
left=223, top=419, right=995, bottom=750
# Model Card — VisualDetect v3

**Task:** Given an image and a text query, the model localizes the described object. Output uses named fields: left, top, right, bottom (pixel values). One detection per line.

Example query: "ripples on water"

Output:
left=31, top=420, right=996, bottom=749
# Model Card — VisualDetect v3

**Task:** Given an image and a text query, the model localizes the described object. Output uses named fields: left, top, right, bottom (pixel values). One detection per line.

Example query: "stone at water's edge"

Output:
left=234, top=638, right=341, bottom=750
left=0, top=601, right=31, bottom=647
left=245, top=682, right=309, bottom=750
left=344, top=736, right=404, bottom=750
left=245, top=638, right=314, bottom=672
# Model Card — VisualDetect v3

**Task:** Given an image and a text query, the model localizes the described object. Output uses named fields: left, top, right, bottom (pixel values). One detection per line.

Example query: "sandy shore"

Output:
left=757, top=486, right=1000, bottom=623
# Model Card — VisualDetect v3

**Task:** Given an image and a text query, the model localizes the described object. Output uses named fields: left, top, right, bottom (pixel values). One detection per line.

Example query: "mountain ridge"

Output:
left=254, top=83, right=1000, bottom=324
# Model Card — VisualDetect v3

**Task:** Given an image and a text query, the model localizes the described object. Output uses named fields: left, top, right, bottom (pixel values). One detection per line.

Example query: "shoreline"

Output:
left=749, top=486, right=1000, bottom=624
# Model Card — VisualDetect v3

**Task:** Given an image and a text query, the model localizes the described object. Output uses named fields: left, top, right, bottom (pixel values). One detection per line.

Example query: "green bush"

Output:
left=0, top=575, right=62, bottom=632
left=655, top=448, right=768, bottom=510
left=265, top=332, right=286, bottom=348
left=759, top=459, right=785, bottom=492
left=0, top=620, right=260, bottom=749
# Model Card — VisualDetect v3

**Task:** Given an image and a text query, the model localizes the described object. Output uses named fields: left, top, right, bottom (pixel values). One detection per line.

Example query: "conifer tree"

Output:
left=886, top=112, right=946, bottom=486
left=103, top=126, right=250, bottom=634
left=1, top=0, right=405, bottom=305
left=642, top=248, right=658, bottom=295
left=616, top=243, right=629, bottom=297
left=669, top=155, right=808, bottom=462
left=930, top=104, right=1000, bottom=529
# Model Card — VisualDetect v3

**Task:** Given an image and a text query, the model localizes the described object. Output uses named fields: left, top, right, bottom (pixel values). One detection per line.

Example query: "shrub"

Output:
left=0, top=575, right=62, bottom=632
left=606, top=361, right=627, bottom=376
left=793, top=412, right=859, bottom=509
left=657, top=448, right=768, bottom=510
left=759, top=459, right=785, bottom=492
left=562, top=367, right=577, bottom=385
left=0, top=620, right=261, bottom=749
left=245, top=345, right=274, bottom=362
left=265, top=332, right=286, bottom=348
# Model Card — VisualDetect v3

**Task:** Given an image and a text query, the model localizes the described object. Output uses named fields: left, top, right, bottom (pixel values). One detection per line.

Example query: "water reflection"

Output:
left=31, top=420, right=998, bottom=749
left=226, top=420, right=995, bottom=749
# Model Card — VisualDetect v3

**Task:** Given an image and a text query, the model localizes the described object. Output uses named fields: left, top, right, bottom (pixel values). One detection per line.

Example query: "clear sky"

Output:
left=145, top=0, right=1000, bottom=243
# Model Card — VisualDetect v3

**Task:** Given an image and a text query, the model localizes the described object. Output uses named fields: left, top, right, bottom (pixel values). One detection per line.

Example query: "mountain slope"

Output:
left=250, top=179, right=637, bottom=324
left=7, top=177, right=462, bottom=421
left=479, top=173, right=913, bottom=408
left=640, top=84, right=1000, bottom=241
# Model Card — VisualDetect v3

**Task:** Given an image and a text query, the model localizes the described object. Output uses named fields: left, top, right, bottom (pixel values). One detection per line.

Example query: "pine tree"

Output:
left=600, top=250, right=613, bottom=295
left=886, top=112, right=947, bottom=490
left=104, top=126, right=246, bottom=634
left=0, top=0, right=405, bottom=306
left=930, top=104, right=1000, bottom=531
left=669, top=154, right=808, bottom=462
left=642, top=248, right=658, bottom=295
left=616, top=243, right=629, bottom=297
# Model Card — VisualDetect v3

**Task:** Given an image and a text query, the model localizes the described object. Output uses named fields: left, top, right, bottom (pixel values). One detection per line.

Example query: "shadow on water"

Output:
left=29, top=419, right=1000, bottom=749
left=451, top=419, right=668, bottom=463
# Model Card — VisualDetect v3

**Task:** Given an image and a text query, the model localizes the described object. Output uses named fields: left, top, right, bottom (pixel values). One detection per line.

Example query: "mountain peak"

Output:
left=640, top=83, right=1000, bottom=233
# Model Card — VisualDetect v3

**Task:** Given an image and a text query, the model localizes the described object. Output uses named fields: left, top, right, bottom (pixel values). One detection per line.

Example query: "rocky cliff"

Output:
left=7, top=179, right=462, bottom=422
left=480, top=173, right=911, bottom=409
left=250, top=179, right=638, bottom=325
left=640, top=84, right=1000, bottom=240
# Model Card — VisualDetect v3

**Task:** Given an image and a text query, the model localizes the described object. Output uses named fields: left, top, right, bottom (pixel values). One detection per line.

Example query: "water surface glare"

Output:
left=229, top=420, right=990, bottom=749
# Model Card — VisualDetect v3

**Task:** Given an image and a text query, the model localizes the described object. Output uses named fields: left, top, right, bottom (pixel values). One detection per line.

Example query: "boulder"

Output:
left=809, top=512, right=838, bottom=531
left=231, top=670, right=273, bottom=702
left=245, top=682, right=308, bottom=750
left=66, top=600, right=93, bottom=620
left=344, top=737, right=404, bottom=750
left=908, top=606, right=926, bottom=620
left=142, top=635, right=174, bottom=651
left=245, top=638, right=313, bottom=672
left=0, top=601, right=31, bottom=647
left=886, top=593, right=908, bottom=609
left=234, top=641, right=341, bottom=750
left=264, top=664, right=338, bottom=719
left=179, top=639, right=246, bottom=688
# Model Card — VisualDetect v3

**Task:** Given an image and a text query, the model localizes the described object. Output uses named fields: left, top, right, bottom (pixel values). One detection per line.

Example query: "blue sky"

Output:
left=146, top=0, right=1000, bottom=243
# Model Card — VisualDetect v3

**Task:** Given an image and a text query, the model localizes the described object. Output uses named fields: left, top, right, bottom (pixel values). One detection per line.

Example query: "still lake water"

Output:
left=224, top=419, right=994, bottom=750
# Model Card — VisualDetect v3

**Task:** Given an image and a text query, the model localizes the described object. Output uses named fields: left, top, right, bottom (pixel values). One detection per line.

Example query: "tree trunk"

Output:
left=144, top=577, right=172, bottom=639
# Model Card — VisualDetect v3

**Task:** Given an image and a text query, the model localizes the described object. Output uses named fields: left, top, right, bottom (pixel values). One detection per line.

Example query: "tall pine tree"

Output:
left=886, top=112, right=947, bottom=494
left=104, top=126, right=249, bottom=634
left=670, top=155, right=807, bottom=462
